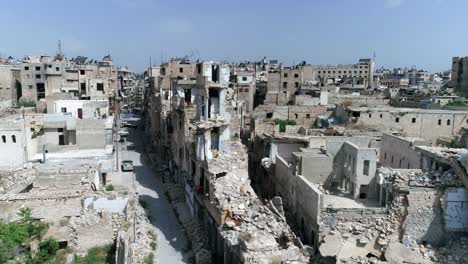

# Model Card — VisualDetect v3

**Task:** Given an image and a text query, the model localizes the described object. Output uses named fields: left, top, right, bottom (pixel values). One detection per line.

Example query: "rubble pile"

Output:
left=433, top=237, right=468, bottom=264
left=209, top=148, right=309, bottom=262
left=378, top=167, right=462, bottom=187
left=161, top=170, right=211, bottom=262
left=0, top=164, right=36, bottom=193
left=128, top=195, right=159, bottom=263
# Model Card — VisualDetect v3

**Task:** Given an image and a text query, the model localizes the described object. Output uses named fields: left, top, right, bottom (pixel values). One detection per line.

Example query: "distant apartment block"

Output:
left=451, top=56, right=468, bottom=95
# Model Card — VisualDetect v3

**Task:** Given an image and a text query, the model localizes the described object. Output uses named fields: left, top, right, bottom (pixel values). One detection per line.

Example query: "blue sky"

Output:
left=0, top=0, right=467, bottom=72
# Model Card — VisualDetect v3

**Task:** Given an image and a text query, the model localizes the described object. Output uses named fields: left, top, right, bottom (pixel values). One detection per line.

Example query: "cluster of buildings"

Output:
left=0, top=53, right=151, bottom=262
left=2, top=49, right=468, bottom=263
left=143, top=55, right=468, bottom=263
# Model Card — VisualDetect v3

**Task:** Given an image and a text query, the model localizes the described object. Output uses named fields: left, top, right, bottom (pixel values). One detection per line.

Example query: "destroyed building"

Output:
left=0, top=63, right=21, bottom=110
left=247, top=118, right=468, bottom=263
left=14, top=55, right=118, bottom=106
left=145, top=60, right=310, bottom=263
left=0, top=156, right=156, bottom=263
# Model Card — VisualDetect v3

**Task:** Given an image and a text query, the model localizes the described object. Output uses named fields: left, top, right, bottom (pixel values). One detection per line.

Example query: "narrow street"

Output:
left=113, top=119, right=189, bottom=263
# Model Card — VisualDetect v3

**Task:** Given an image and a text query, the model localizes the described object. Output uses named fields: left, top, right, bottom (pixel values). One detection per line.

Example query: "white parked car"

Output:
left=121, top=160, right=134, bottom=171
left=117, top=129, right=129, bottom=137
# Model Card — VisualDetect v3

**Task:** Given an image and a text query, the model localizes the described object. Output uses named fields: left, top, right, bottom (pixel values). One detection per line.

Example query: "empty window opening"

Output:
left=295, top=82, right=299, bottom=88
left=184, top=89, right=191, bottom=104
left=179, top=67, right=183, bottom=73
left=96, top=83, right=104, bottom=91
left=283, top=73, right=288, bottom=78
left=37, top=83, right=45, bottom=100
left=1, top=135, right=6, bottom=143
left=384, top=152, right=387, bottom=160
left=80, top=70, right=85, bottom=75
left=395, top=117, right=399, bottom=123
left=216, top=172, right=227, bottom=178
left=80, top=83, right=86, bottom=94
left=283, top=82, right=287, bottom=88
left=306, top=114, right=311, bottom=119
left=412, top=118, right=416, bottom=123
left=59, top=135, right=65, bottom=145
left=208, top=89, right=220, bottom=118
left=266, top=113, right=273, bottom=118
left=24, top=66, right=29, bottom=71
left=211, top=65, right=219, bottom=83
left=56, top=67, right=60, bottom=72
left=242, top=76, right=247, bottom=81
left=35, top=66, right=40, bottom=71
left=363, top=160, right=370, bottom=176
left=438, top=119, right=441, bottom=125
left=294, top=114, right=298, bottom=119
left=294, top=73, right=299, bottom=78
left=211, top=128, right=220, bottom=152
left=359, top=185, right=368, bottom=199
left=380, top=114, right=383, bottom=118
left=35, top=74, right=41, bottom=79
left=12, top=135, right=16, bottom=143
left=447, top=119, right=451, bottom=126
left=369, top=113, right=372, bottom=118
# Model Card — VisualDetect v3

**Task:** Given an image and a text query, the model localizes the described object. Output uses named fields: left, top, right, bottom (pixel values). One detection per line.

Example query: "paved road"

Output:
left=114, top=121, right=189, bottom=263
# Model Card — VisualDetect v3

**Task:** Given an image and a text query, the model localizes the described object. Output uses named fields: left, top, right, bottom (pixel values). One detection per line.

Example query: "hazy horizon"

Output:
left=1, top=0, right=467, bottom=73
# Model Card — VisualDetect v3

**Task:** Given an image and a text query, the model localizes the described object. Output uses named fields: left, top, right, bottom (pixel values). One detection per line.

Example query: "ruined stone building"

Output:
left=379, top=133, right=431, bottom=169
left=343, top=107, right=468, bottom=143
left=0, top=63, right=21, bottom=109
left=265, top=59, right=374, bottom=106
left=450, top=56, right=468, bottom=95
left=248, top=123, right=468, bottom=263
left=146, top=60, right=310, bottom=263
left=15, top=55, right=118, bottom=105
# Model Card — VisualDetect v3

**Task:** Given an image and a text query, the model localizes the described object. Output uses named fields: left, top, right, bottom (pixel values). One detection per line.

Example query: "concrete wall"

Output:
left=352, top=108, right=468, bottom=143
left=270, top=142, right=306, bottom=163
left=296, top=151, right=334, bottom=185
left=340, top=142, right=378, bottom=199
left=0, top=121, right=25, bottom=168
left=76, top=119, right=106, bottom=149
left=50, top=100, right=109, bottom=118
left=380, top=134, right=429, bottom=169
left=293, top=175, right=322, bottom=246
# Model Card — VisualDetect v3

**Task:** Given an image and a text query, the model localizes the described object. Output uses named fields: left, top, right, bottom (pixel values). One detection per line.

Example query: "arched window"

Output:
left=1, top=135, right=5, bottom=143
left=12, top=135, right=16, bottom=143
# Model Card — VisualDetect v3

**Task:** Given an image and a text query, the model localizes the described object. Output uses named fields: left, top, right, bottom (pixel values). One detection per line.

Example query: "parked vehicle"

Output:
left=117, top=129, right=129, bottom=137
left=121, top=160, right=134, bottom=171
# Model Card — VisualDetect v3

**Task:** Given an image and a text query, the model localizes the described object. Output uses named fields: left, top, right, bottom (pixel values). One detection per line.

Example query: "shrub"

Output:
left=144, top=253, right=154, bottom=264
left=73, top=244, right=115, bottom=264
left=273, top=118, right=297, bottom=132
left=17, top=99, right=36, bottom=108
left=446, top=100, right=468, bottom=108
left=28, top=238, right=59, bottom=264
left=150, top=241, right=156, bottom=250
left=105, top=184, right=114, bottom=191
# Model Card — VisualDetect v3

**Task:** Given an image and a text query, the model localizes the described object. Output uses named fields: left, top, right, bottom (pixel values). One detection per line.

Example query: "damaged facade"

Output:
left=146, top=59, right=310, bottom=263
